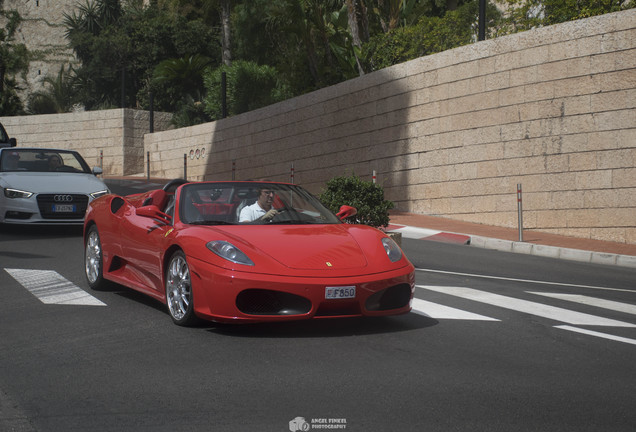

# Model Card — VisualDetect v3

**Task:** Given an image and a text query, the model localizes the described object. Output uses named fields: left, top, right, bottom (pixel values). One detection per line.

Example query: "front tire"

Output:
left=85, top=225, right=106, bottom=290
left=165, top=251, right=197, bottom=326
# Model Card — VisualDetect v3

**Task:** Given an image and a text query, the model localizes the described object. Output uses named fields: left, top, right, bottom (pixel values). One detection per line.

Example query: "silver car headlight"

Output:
left=90, top=190, right=109, bottom=199
left=382, top=237, right=403, bottom=262
left=4, top=188, right=34, bottom=199
left=206, top=241, right=254, bottom=266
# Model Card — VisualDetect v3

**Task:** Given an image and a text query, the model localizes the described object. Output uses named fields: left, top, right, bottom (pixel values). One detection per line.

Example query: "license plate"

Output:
left=53, top=204, right=75, bottom=213
left=325, top=286, right=356, bottom=299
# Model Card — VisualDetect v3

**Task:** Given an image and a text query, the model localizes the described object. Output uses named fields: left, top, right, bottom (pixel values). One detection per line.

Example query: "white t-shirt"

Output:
left=239, top=202, right=266, bottom=222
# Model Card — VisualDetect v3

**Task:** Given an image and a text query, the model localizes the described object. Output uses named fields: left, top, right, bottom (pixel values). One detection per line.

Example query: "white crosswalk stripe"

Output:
left=555, top=325, right=636, bottom=346
left=529, top=292, right=636, bottom=315
left=411, top=298, right=499, bottom=321
left=5, top=268, right=105, bottom=306
left=416, top=285, right=636, bottom=328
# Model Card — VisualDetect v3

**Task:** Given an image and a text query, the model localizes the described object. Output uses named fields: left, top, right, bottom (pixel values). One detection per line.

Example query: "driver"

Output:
left=48, top=154, right=62, bottom=171
left=239, top=187, right=279, bottom=222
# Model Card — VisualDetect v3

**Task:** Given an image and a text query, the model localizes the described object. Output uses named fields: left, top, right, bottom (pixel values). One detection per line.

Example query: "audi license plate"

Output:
left=53, top=204, right=75, bottom=213
left=325, top=286, right=356, bottom=299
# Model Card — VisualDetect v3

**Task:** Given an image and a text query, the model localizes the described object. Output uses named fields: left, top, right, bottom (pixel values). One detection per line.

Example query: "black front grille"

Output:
left=236, top=289, right=312, bottom=315
left=36, top=194, right=89, bottom=219
left=365, top=284, right=412, bottom=311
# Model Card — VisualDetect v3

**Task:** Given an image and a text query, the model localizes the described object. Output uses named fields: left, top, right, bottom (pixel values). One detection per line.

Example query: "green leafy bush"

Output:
left=203, top=60, right=292, bottom=120
left=319, top=174, right=394, bottom=229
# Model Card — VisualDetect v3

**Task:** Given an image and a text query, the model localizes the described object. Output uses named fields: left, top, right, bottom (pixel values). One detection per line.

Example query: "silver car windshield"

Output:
left=0, top=149, right=91, bottom=173
left=179, top=182, right=342, bottom=226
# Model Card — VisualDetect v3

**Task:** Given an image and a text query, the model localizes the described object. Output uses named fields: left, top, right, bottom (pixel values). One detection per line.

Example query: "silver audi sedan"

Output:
left=0, top=148, right=109, bottom=224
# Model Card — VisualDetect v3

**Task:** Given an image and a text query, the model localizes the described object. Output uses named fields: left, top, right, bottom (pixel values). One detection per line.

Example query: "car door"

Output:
left=118, top=203, right=173, bottom=296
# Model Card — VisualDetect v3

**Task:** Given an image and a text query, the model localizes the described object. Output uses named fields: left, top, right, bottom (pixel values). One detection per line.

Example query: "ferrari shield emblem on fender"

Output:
left=326, top=262, right=332, bottom=267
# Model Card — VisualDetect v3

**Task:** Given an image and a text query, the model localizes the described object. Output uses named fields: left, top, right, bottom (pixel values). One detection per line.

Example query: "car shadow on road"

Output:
left=206, top=313, right=438, bottom=338
left=89, top=280, right=439, bottom=336
left=0, top=224, right=83, bottom=241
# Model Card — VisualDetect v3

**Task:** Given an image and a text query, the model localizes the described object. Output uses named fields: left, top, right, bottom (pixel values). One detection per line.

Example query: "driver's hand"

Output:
left=261, top=209, right=279, bottom=220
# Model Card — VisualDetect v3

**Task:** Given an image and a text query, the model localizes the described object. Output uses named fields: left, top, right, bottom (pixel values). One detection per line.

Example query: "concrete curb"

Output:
left=469, top=235, right=636, bottom=269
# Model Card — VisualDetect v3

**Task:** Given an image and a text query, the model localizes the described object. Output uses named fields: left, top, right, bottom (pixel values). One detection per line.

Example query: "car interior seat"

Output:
left=235, top=189, right=259, bottom=222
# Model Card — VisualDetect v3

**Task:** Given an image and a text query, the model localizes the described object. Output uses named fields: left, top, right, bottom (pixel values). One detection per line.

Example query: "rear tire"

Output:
left=165, top=251, right=198, bottom=326
left=85, top=225, right=106, bottom=290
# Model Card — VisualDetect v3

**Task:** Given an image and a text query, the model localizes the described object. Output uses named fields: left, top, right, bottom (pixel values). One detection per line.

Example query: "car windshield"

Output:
left=179, top=182, right=342, bottom=225
left=0, top=149, right=91, bottom=173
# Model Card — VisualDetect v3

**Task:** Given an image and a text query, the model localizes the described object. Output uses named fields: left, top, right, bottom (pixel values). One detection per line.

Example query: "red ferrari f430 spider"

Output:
left=83, top=180, right=414, bottom=325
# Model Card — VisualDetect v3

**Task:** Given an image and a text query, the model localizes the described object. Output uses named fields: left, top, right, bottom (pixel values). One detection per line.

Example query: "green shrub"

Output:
left=203, top=60, right=292, bottom=120
left=319, top=174, right=394, bottom=229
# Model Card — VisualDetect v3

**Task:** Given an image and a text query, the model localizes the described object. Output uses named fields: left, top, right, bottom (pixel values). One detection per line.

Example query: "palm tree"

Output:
left=27, top=65, right=77, bottom=114
left=153, top=54, right=212, bottom=101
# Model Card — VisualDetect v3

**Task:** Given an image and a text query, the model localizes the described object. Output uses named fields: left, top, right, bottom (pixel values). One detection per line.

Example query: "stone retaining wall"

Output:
left=0, top=109, right=172, bottom=176
left=145, top=10, right=636, bottom=244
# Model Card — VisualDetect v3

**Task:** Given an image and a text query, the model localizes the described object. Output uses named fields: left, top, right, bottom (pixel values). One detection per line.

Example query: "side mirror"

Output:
left=336, top=205, right=357, bottom=220
left=92, top=166, right=103, bottom=176
left=9, top=138, right=16, bottom=147
left=136, top=205, right=171, bottom=224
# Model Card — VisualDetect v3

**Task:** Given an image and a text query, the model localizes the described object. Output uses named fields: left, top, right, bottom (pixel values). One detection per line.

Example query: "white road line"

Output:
left=5, top=268, right=105, bottom=306
left=529, top=293, right=636, bottom=315
left=416, top=285, right=636, bottom=328
left=416, top=268, right=635, bottom=292
left=411, top=298, right=499, bottom=321
left=555, top=325, right=636, bottom=346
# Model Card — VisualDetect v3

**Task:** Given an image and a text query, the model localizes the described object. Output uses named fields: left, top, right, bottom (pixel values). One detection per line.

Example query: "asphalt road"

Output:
left=1, top=181, right=635, bottom=431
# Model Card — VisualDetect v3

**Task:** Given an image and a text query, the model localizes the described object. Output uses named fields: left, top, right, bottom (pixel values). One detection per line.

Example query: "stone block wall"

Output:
left=145, top=10, right=636, bottom=244
left=0, top=109, right=172, bottom=175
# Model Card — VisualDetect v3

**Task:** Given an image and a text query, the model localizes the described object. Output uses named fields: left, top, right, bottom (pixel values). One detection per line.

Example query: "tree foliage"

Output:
left=27, top=65, right=77, bottom=114
left=63, top=0, right=220, bottom=111
left=500, top=0, right=634, bottom=34
left=16, top=0, right=626, bottom=124
left=203, top=60, right=292, bottom=120
left=362, top=1, right=501, bottom=70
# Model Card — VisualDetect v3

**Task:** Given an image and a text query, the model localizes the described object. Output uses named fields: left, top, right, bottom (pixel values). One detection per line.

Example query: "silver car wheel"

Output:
left=166, top=252, right=192, bottom=322
left=85, top=227, right=102, bottom=285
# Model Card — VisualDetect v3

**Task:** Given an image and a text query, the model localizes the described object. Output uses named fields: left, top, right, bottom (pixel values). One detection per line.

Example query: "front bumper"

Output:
left=187, top=256, right=415, bottom=323
left=0, top=193, right=90, bottom=224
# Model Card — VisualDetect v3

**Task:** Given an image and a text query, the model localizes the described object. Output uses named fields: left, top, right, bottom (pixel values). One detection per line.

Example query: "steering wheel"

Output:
left=162, top=178, right=189, bottom=193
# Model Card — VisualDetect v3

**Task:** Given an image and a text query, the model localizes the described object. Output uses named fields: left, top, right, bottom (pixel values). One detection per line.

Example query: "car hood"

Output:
left=215, top=224, right=370, bottom=270
left=0, top=172, right=108, bottom=194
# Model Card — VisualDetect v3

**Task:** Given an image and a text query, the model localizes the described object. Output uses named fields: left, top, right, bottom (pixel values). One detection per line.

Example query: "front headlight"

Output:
left=382, top=237, right=403, bottom=262
left=4, top=188, right=34, bottom=199
left=206, top=240, right=254, bottom=266
left=90, top=189, right=109, bottom=199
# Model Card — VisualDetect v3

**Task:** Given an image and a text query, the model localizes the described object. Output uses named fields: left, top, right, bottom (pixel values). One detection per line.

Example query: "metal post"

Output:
left=146, top=151, right=150, bottom=180
left=99, top=150, right=103, bottom=170
left=221, top=72, right=228, bottom=119
left=120, top=68, right=125, bottom=108
left=232, top=160, right=236, bottom=180
left=149, top=92, right=154, bottom=133
left=183, top=154, right=187, bottom=180
left=478, top=0, right=486, bottom=41
left=290, top=162, right=295, bottom=184
left=517, top=184, right=523, bottom=242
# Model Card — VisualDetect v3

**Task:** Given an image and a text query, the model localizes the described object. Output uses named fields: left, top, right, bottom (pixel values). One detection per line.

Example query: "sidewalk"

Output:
left=387, top=211, right=636, bottom=268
